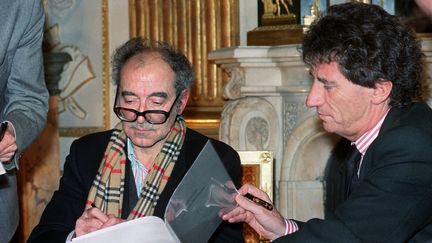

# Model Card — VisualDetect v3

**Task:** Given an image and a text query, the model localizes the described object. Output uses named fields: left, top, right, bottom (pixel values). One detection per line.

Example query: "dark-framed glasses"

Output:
left=114, top=94, right=180, bottom=124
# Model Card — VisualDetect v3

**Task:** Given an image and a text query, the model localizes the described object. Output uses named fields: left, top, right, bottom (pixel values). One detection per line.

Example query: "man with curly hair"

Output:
left=223, top=2, right=432, bottom=242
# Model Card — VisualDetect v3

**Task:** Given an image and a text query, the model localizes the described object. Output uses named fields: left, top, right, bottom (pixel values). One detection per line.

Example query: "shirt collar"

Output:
left=352, top=108, right=391, bottom=155
left=127, top=138, right=142, bottom=167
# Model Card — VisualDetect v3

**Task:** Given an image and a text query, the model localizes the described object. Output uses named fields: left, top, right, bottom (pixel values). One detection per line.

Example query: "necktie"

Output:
left=345, top=145, right=362, bottom=197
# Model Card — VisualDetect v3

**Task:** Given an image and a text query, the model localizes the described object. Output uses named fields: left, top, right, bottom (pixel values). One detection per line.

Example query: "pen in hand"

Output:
left=0, top=122, right=8, bottom=142
left=244, top=193, right=273, bottom=211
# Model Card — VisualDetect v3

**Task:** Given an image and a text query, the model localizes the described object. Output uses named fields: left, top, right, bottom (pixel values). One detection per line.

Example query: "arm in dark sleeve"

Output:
left=28, top=139, right=96, bottom=243
left=274, top=126, right=432, bottom=243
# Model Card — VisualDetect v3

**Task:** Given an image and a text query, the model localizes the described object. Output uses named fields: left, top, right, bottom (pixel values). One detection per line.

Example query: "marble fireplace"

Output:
left=208, top=39, right=432, bottom=221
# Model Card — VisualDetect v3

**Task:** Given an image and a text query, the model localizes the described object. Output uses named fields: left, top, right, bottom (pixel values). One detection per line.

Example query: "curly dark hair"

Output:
left=111, top=37, right=194, bottom=95
left=302, top=2, right=424, bottom=107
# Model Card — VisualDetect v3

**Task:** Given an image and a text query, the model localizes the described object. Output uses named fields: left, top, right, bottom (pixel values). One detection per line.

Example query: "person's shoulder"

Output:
left=389, top=102, right=432, bottom=129
left=378, top=103, right=432, bottom=150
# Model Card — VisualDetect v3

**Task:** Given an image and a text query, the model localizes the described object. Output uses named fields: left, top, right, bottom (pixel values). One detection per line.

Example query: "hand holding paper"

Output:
left=222, top=184, right=286, bottom=241
left=72, top=141, right=238, bottom=243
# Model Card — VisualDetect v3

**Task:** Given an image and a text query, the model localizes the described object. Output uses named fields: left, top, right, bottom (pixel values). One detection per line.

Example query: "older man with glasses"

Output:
left=28, top=38, right=244, bottom=243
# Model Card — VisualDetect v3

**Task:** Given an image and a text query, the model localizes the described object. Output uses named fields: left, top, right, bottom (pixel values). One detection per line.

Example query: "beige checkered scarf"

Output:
left=86, top=116, right=186, bottom=219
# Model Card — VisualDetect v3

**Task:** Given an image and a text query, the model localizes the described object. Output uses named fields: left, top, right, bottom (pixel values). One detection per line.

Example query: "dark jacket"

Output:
left=28, top=128, right=243, bottom=243
left=275, top=102, right=432, bottom=243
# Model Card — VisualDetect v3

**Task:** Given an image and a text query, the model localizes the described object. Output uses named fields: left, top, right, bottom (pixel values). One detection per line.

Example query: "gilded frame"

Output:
left=238, top=150, right=274, bottom=243
left=238, top=150, right=274, bottom=200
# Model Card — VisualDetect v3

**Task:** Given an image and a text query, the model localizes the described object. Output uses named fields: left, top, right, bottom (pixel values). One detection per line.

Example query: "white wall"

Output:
left=59, top=0, right=129, bottom=169
left=239, top=0, right=258, bottom=46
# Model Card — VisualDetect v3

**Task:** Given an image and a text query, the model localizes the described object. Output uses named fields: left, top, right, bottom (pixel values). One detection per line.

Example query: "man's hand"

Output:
left=75, top=207, right=125, bottom=237
left=222, top=184, right=286, bottom=240
left=0, top=126, right=17, bottom=163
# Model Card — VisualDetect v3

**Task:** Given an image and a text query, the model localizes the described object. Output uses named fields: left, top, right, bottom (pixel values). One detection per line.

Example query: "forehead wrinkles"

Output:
left=130, top=52, right=163, bottom=69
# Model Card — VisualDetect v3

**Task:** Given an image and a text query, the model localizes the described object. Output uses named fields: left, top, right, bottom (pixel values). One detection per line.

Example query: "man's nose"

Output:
left=305, top=81, right=323, bottom=108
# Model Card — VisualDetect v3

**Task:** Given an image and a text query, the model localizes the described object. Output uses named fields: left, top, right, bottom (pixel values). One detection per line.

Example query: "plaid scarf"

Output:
left=86, top=116, right=186, bottom=219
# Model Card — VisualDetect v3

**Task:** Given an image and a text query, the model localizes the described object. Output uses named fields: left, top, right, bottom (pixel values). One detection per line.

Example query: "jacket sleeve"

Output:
left=274, top=125, right=432, bottom=243
left=28, top=139, right=92, bottom=243
left=3, top=0, right=49, bottom=169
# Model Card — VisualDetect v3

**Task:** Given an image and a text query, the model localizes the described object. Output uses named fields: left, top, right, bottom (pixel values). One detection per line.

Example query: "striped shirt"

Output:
left=127, top=139, right=149, bottom=196
left=352, top=108, right=390, bottom=176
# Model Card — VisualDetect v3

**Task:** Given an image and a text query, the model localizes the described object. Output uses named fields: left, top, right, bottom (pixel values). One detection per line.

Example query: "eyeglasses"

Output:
left=114, top=94, right=180, bottom=124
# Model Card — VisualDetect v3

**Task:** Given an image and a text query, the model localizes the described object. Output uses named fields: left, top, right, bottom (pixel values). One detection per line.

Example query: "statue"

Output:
left=261, top=0, right=294, bottom=17
left=304, top=0, right=320, bottom=27
left=275, top=0, right=294, bottom=17
left=248, top=0, right=302, bottom=45
left=261, top=0, right=275, bottom=17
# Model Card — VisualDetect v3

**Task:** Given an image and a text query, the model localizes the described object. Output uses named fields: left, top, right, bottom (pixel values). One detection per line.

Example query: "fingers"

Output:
left=236, top=187, right=273, bottom=216
left=75, top=217, right=104, bottom=236
left=221, top=205, right=247, bottom=222
left=75, top=208, right=110, bottom=237
left=0, top=132, right=17, bottom=162
left=0, top=151, right=16, bottom=162
left=222, top=184, right=274, bottom=222
left=238, top=184, right=271, bottom=202
left=226, top=185, right=287, bottom=240
left=86, top=207, right=110, bottom=222
left=100, top=215, right=125, bottom=229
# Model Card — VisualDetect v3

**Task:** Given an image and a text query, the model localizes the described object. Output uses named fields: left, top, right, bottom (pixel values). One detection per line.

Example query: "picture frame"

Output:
left=44, top=0, right=110, bottom=137
left=238, top=150, right=274, bottom=243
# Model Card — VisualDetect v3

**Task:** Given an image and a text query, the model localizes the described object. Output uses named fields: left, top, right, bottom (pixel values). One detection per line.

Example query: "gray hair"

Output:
left=111, top=37, right=194, bottom=95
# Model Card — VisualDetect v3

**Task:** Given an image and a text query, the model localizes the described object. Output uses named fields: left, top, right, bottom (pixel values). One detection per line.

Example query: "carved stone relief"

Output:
left=223, top=66, right=245, bottom=100
left=282, top=94, right=311, bottom=147
left=219, top=97, right=279, bottom=152
left=246, top=117, right=269, bottom=150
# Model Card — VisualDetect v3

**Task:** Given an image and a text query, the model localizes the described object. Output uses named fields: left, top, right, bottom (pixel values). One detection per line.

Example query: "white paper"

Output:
left=71, top=216, right=176, bottom=243
left=72, top=140, right=237, bottom=243
left=0, top=163, right=6, bottom=175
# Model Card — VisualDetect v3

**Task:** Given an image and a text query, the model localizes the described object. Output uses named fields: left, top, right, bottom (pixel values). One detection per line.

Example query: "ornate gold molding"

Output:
left=128, top=0, right=239, bottom=118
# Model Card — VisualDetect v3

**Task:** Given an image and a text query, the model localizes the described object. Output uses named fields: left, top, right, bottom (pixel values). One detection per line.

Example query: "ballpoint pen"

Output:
left=0, top=122, right=8, bottom=141
left=244, top=193, right=273, bottom=211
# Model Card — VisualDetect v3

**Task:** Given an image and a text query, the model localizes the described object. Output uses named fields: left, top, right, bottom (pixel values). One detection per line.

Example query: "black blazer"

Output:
left=275, top=102, right=432, bottom=243
left=28, top=128, right=243, bottom=243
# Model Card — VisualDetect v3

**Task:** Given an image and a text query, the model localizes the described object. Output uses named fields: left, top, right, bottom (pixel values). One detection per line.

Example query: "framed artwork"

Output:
left=43, top=0, right=110, bottom=137
left=238, top=150, right=274, bottom=243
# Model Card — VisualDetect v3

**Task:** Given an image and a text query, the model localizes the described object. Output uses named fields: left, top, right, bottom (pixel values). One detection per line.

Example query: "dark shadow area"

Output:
left=396, top=0, right=432, bottom=33
left=323, top=137, right=351, bottom=217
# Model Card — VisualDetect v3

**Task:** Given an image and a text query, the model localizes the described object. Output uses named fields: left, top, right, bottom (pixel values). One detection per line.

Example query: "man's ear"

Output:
left=372, top=79, right=392, bottom=105
left=178, top=90, right=190, bottom=114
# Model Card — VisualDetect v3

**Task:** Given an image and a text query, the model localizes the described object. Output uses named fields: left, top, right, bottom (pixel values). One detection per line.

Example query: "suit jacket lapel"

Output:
left=357, top=106, right=405, bottom=182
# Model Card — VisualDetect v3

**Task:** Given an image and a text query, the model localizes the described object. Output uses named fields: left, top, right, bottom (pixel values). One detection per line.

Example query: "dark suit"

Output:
left=275, top=102, right=432, bottom=243
left=28, top=128, right=243, bottom=243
